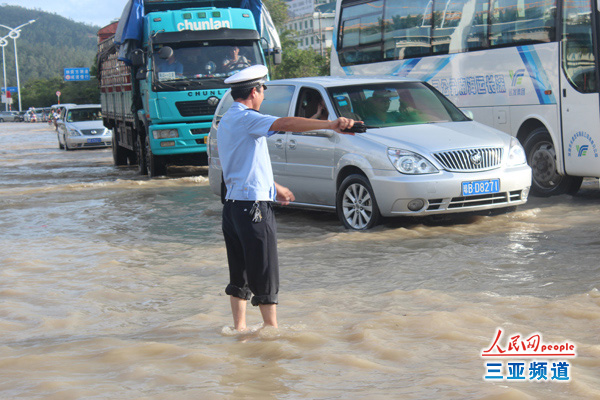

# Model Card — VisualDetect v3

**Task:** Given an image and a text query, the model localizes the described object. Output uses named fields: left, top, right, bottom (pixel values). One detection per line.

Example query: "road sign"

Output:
left=2, top=92, right=13, bottom=104
left=1, top=86, right=18, bottom=93
left=64, top=68, right=90, bottom=81
left=56, top=91, right=61, bottom=97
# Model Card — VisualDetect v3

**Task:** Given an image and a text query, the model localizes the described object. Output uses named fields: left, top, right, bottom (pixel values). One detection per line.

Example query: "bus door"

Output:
left=560, top=0, right=600, bottom=177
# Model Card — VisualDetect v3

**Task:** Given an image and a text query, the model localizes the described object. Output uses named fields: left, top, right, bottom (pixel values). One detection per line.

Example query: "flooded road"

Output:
left=1, top=123, right=599, bottom=399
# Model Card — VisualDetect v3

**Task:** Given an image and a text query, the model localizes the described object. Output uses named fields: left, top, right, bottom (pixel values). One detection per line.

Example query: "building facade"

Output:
left=285, top=1, right=335, bottom=55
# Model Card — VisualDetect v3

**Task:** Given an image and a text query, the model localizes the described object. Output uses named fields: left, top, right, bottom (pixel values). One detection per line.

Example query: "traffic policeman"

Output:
left=218, top=65, right=358, bottom=331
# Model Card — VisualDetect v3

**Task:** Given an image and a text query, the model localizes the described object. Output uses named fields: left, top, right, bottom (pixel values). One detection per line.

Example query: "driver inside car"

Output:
left=222, top=46, right=251, bottom=71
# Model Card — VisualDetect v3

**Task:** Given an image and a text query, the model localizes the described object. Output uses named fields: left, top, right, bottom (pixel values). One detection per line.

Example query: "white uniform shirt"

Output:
left=217, top=102, right=279, bottom=201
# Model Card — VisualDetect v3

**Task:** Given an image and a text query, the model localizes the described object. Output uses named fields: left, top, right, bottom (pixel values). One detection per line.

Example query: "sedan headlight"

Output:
left=387, top=148, right=438, bottom=174
left=68, top=130, right=81, bottom=136
left=507, top=137, right=527, bottom=166
left=153, top=129, right=179, bottom=139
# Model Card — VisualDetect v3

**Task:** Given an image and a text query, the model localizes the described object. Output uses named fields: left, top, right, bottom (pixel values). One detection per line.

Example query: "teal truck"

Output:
left=97, top=0, right=281, bottom=176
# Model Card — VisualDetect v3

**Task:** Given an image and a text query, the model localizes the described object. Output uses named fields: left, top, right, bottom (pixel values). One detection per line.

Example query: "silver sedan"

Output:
left=208, top=76, right=532, bottom=230
left=57, top=105, right=112, bottom=151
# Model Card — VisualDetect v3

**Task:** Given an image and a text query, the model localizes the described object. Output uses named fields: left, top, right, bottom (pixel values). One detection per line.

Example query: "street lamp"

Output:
left=1, top=34, right=10, bottom=111
left=0, top=20, right=36, bottom=112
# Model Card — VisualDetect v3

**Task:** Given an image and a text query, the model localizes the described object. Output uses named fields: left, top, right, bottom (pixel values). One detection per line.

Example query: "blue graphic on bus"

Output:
left=430, top=75, right=506, bottom=97
left=577, top=145, right=589, bottom=156
left=510, top=69, right=525, bottom=86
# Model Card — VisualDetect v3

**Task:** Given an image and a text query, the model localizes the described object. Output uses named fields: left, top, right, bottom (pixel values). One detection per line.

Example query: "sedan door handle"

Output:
left=292, top=130, right=334, bottom=138
left=288, top=139, right=297, bottom=150
left=275, top=138, right=284, bottom=148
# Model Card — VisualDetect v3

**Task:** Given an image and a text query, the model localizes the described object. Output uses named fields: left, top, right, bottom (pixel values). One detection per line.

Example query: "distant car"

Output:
left=0, top=111, right=23, bottom=122
left=24, top=110, right=37, bottom=122
left=52, top=103, right=76, bottom=131
left=56, top=104, right=113, bottom=150
left=208, top=76, right=532, bottom=230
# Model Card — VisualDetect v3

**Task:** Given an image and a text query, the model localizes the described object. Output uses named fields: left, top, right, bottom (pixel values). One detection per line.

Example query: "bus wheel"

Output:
left=145, top=135, right=167, bottom=177
left=137, top=134, right=148, bottom=175
left=523, top=127, right=582, bottom=197
left=336, top=174, right=381, bottom=230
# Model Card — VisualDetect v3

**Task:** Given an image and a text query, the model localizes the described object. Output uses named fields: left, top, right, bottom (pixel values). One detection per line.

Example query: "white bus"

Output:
left=331, top=0, right=599, bottom=196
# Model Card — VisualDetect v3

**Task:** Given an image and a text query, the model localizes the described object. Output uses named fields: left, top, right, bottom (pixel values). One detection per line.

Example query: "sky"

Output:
left=2, top=0, right=127, bottom=27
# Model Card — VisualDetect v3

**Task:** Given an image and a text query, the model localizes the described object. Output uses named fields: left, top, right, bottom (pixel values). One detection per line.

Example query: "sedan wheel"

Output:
left=336, top=174, right=381, bottom=230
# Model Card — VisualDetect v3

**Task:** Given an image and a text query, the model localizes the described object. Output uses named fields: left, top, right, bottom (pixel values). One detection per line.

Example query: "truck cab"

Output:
left=99, top=0, right=281, bottom=177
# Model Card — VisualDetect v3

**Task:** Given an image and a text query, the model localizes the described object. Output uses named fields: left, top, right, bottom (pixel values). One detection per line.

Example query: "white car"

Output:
left=208, top=76, right=532, bottom=230
left=56, top=104, right=112, bottom=150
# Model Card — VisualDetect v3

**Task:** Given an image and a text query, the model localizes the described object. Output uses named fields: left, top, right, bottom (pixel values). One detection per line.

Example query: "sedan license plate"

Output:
left=87, top=138, right=102, bottom=143
left=462, top=179, right=500, bottom=196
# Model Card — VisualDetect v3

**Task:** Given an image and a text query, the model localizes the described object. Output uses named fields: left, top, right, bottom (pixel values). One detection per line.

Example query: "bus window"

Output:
left=433, top=0, right=489, bottom=55
left=339, top=0, right=384, bottom=65
left=562, top=0, right=597, bottom=93
left=383, top=1, right=432, bottom=60
left=490, top=0, right=556, bottom=47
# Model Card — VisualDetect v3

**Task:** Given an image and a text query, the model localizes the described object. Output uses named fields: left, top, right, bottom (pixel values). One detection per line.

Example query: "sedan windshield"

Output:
left=328, top=82, right=469, bottom=128
left=153, top=41, right=263, bottom=84
left=66, top=108, right=102, bottom=122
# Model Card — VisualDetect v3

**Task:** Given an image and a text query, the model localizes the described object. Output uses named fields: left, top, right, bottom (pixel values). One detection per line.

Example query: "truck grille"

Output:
left=175, top=100, right=217, bottom=117
left=433, top=147, right=503, bottom=172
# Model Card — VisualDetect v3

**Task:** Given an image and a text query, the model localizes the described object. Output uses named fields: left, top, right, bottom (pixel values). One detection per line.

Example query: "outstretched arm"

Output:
left=270, top=116, right=359, bottom=134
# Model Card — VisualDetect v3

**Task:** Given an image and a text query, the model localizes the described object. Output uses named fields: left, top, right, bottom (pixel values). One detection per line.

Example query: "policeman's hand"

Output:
left=329, top=117, right=362, bottom=135
left=275, top=184, right=295, bottom=205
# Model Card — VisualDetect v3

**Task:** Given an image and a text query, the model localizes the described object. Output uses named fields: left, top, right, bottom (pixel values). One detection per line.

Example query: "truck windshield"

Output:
left=153, top=42, right=263, bottom=83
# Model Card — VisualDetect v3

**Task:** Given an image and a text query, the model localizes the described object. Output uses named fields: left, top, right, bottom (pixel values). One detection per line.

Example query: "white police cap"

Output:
left=224, top=65, right=268, bottom=89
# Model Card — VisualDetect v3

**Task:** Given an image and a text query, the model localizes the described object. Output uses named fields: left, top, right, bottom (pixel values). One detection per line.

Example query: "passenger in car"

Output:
left=310, top=98, right=329, bottom=120
left=218, top=65, right=359, bottom=332
left=364, top=89, right=394, bottom=125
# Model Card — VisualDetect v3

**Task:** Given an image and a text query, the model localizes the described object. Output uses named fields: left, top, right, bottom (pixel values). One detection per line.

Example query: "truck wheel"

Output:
left=523, top=127, right=583, bottom=197
left=145, top=135, right=167, bottom=177
left=112, top=131, right=128, bottom=166
left=336, top=174, right=381, bottom=230
left=137, top=134, right=148, bottom=175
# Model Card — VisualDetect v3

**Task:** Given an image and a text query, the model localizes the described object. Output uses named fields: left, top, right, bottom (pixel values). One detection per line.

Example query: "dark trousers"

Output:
left=222, top=200, right=279, bottom=306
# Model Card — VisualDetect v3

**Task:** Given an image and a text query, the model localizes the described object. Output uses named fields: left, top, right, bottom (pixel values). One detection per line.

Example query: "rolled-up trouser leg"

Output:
left=222, top=201, right=251, bottom=300
left=222, top=201, right=278, bottom=305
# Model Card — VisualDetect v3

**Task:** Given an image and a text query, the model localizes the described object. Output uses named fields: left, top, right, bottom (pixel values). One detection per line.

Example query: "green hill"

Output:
left=0, top=5, right=99, bottom=87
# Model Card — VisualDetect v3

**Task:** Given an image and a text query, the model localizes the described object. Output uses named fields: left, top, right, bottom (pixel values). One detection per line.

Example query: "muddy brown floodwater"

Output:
left=1, top=122, right=599, bottom=399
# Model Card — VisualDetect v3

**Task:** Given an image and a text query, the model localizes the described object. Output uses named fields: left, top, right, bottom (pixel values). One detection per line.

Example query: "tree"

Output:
left=263, top=0, right=289, bottom=31
left=271, top=31, right=329, bottom=79
left=263, top=0, right=330, bottom=79
left=19, top=76, right=100, bottom=109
